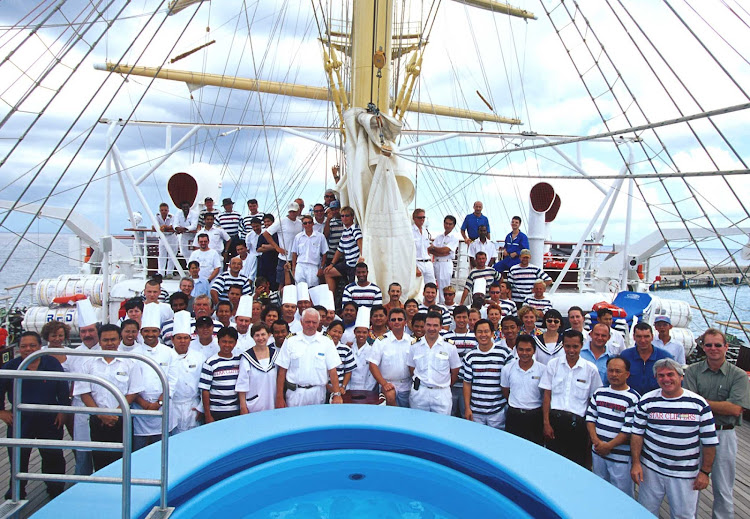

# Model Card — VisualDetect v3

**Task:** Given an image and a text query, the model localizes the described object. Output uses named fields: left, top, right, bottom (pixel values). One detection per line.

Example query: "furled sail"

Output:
left=338, top=108, right=420, bottom=298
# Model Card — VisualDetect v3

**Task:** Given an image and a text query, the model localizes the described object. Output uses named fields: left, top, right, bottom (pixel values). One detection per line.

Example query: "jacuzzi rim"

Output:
left=37, top=406, right=652, bottom=519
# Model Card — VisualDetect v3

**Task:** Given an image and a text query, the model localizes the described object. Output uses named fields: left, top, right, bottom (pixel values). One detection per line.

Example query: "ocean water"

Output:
left=0, top=233, right=747, bottom=340
left=0, top=233, right=80, bottom=309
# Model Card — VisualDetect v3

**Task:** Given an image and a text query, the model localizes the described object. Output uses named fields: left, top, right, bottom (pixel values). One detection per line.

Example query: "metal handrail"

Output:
left=0, top=370, right=133, bottom=518
left=8, top=349, right=174, bottom=518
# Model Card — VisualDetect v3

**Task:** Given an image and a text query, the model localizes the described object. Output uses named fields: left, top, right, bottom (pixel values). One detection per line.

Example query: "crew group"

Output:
left=1, top=196, right=748, bottom=519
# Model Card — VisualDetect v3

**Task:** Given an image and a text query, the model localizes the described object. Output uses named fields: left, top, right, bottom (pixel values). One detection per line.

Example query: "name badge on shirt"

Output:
left=437, top=351, right=449, bottom=358
left=189, top=364, right=197, bottom=369
left=160, top=362, right=169, bottom=366
left=576, top=378, right=586, bottom=383
left=116, top=371, right=127, bottom=376
left=531, top=376, right=540, bottom=380
left=317, top=352, right=325, bottom=356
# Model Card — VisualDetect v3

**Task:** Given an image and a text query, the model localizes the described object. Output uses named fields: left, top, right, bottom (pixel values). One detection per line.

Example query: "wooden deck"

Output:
left=1, top=420, right=750, bottom=517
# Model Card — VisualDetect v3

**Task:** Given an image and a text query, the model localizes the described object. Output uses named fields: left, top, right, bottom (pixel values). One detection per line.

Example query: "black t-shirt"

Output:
left=257, top=232, right=279, bottom=271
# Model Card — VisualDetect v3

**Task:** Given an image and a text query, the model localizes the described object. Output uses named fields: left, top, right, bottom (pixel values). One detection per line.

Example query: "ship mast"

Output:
left=97, top=0, right=534, bottom=126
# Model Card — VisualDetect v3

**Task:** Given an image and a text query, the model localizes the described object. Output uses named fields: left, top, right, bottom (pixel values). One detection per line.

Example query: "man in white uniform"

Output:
left=349, top=307, right=377, bottom=391
left=132, top=303, right=178, bottom=450
left=155, top=202, right=178, bottom=277
left=369, top=307, right=412, bottom=407
left=291, top=214, right=328, bottom=287
left=430, top=215, right=458, bottom=303
left=75, top=324, right=143, bottom=471
left=173, top=200, right=198, bottom=261
left=540, top=329, right=602, bottom=467
left=71, top=298, right=101, bottom=476
left=412, top=208, right=435, bottom=284
left=407, top=312, right=461, bottom=414
left=170, top=311, right=204, bottom=434
left=275, top=308, right=344, bottom=407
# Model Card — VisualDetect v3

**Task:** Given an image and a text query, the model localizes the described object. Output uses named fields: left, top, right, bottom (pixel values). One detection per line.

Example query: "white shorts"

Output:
left=409, top=385, right=451, bottom=415
left=285, top=386, right=326, bottom=407
left=294, top=263, right=321, bottom=287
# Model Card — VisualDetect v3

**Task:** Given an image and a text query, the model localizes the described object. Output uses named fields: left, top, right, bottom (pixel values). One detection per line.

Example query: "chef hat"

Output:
left=309, top=284, right=327, bottom=306
left=76, top=298, right=98, bottom=328
left=472, top=278, right=487, bottom=295
left=141, top=302, right=162, bottom=329
left=282, top=285, right=297, bottom=305
left=173, top=310, right=192, bottom=336
left=296, top=282, right=310, bottom=302
left=354, top=306, right=371, bottom=330
left=322, top=290, right=336, bottom=312
left=236, top=295, right=254, bottom=318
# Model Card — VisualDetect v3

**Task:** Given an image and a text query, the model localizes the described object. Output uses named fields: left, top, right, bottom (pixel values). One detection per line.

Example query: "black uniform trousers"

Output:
left=546, top=409, right=587, bottom=467
left=5, top=415, right=65, bottom=498
left=505, top=406, right=543, bottom=445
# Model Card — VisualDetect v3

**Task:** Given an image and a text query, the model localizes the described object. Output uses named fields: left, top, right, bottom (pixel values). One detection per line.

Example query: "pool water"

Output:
left=171, top=450, right=531, bottom=519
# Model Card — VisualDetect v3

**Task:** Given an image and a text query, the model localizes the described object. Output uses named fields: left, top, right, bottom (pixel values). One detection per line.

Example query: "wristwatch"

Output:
left=700, top=469, right=711, bottom=476
left=331, top=392, right=342, bottom=397
left=157, top=400, right=164, bottom=407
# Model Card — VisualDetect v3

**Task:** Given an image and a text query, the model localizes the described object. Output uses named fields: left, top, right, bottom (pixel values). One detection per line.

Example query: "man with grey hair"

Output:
left=179, top=276, right=195, bottom=312
left=275, top=308, right=343, bottom=407
left=684, top=328, right=750, bottom=519
left=631, top=358, right=718, bottom=518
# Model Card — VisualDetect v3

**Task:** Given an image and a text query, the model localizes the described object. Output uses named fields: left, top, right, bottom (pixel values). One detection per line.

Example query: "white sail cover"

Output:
left=338, top=108, right=420, bottom=299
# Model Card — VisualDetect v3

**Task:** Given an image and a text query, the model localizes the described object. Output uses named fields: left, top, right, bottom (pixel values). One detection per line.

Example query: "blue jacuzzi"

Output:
left=36, top=406, right=650, bottom=518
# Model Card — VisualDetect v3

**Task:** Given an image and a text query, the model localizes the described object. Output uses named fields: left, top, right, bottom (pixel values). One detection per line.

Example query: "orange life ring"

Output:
left=592, top=301, right=627, bottom=318
left=51, top=294, right=87, bottom=305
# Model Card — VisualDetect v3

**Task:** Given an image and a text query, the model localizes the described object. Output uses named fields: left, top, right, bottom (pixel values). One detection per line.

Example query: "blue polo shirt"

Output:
left=580, top=347, right=614, bottom=385
left=461, top=213, right=490, bottom=240
left=620, top=345, right=674, bottom=396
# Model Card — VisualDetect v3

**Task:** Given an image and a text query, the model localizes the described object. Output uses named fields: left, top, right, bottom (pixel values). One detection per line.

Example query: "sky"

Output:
left=0, top=0, right=748, bottom=266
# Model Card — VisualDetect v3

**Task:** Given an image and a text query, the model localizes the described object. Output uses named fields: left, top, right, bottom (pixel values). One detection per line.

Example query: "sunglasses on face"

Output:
left=703, top=343, right=725, bottom=348
left=546, top=318, right=560, bottom=324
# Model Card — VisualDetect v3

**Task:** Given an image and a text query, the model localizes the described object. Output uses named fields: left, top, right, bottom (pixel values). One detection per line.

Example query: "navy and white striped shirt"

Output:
left=461, top=343, right=511, bottom=414
left=199, top=354, right=241, bottom=412
left=585, top=386, right=640, bottom=463
left=418, top=303, right=452, bottom=328
left=335, top=344, right=357, bottom=385
left=326, top=218, right=344, bottom=260
left=631, top=388, right=718, bottom=478
left=441, top=330, right=478, bottom=360
left=239, top=213, right=264, bottom=240
left=465, top=267, right=499, bottom=296
left=342, top=282, right=382, bottom=308
left=524, top=296, right=552, bottom=314
left=210, top=272, right=253, bottom=301
left=217, top=211, right=242, bottom=237
left=507, top=263, right=551, bottom=303
left=198, top=209, right=219, bottom=228
left=498, top=298, right=517, bottom=317
left=337, top=224, right=363, bottom=267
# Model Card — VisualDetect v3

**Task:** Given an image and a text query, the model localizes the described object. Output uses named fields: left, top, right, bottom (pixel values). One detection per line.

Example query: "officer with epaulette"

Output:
left=407, top=311, right=461, bottom=415
left=368, top=308, right=413, bottom=407
left=275, top=308, right=344, bottom=407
